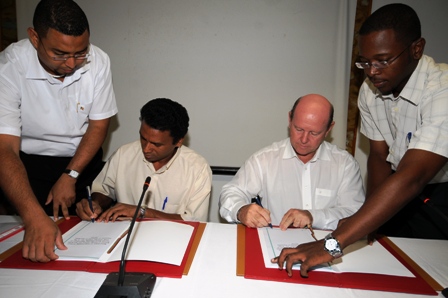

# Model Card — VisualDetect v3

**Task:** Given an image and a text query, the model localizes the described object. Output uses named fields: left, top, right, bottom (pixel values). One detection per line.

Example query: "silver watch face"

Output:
left=68, top=170, right=79, bottom=178
left=324, top=234, right=343, bottom=258
left=325, top=239, right=338, bottom=250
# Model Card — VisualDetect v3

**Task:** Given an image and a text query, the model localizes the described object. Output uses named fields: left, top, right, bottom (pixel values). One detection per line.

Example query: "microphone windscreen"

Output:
left=143, top=176, right=151, bottom=190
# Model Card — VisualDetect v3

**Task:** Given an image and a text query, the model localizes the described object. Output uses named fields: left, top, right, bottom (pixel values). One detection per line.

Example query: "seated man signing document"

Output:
left=77, top=98, right=212, bottom=222
left=219, top=94, right=365, bottom=230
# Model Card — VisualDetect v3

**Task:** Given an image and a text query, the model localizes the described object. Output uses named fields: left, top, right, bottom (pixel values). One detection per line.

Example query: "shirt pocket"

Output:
left=76, top=101, right=93, bottom=129
left=314, top=188, right=333, bottom=209
left=162, top=203, right=179, bottom=214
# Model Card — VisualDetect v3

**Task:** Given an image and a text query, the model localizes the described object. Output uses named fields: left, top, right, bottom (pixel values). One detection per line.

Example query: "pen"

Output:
left=252, top=195, right=273, bottom=229
left=306, top=224, right=332, bottom=267
left=405, top=132, right=412, bottom=147
left=162, top=197, right=168, bottom=211
left=306, top=224, right=317, bottom=241
left=86, top=186, right=94, bottom=223
left=107, top=229, right=129, bottom=254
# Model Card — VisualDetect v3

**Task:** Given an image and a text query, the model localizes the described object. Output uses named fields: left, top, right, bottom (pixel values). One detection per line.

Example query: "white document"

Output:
left=56, top=220, right=194, bottom=266
left=0, top=216, right=24, bottom=255
left=258, top=227, right=414, bottom=277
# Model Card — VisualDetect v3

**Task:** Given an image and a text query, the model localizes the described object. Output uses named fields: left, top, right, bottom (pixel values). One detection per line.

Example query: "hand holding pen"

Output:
left=252, top=195, right=273, bottom=228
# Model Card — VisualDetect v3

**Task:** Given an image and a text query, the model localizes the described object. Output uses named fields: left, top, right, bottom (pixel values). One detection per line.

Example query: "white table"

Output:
left=0, top=221, right=447, bottom=298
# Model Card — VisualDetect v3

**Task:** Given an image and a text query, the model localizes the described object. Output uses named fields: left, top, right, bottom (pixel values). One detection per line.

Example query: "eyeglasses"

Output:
left=40, top=39, right=90, bottom=61
left=355, top=43, right=412, bottom=70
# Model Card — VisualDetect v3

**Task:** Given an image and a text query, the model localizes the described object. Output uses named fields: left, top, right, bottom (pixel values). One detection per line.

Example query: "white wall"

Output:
left=16, top=0, right=355, bottom=167
left=14, top=0, right=448, bottom=222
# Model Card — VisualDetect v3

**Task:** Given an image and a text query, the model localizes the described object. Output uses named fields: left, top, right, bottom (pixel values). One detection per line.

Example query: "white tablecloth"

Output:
left=0, top=222, right=447, bottom=298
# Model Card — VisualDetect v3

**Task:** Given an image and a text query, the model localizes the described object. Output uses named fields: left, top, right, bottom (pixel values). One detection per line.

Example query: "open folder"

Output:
left=56, top=220, right=193, bottom=266
left=0, top=217, right=205, bottom=278
left=237, top=225, right=439, bottom=295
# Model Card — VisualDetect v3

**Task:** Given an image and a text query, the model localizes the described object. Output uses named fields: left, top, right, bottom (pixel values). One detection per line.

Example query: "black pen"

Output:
left=252, top=195, right=273, bottom=229
left=86, top=186, right=94, bottom=223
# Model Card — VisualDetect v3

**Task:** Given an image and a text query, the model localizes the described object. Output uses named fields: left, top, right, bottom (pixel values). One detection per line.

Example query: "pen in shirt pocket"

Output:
left=405, top=132, right=412, bottom=147
left=162, top=197, right=168, bottom=211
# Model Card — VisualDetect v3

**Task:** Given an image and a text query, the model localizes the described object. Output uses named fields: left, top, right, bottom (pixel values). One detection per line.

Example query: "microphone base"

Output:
left=94, top=272, right=156, bottom=298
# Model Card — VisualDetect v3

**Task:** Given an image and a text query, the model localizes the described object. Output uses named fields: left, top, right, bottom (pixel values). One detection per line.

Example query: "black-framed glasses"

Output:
left=355, top=43, right=412, bottom=70
left=40, top=39, right=90, bottom=61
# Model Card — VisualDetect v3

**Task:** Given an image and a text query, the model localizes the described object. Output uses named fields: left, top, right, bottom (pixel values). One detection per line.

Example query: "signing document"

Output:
left=56, top=220, right=194, bottom=266
left=258, top=227, right=414, bottom=277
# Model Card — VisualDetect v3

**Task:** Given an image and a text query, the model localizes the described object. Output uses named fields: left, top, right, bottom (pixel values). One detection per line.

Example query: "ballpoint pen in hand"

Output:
left=87, top=186, right=94, bottom=223
left=252, top=195, right=273, bottom=229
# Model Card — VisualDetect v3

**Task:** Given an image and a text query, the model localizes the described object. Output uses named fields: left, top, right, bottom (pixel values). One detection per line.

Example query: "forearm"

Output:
left=145, top=208, right=183, bottom=221
left=334, top=173, right=416, bottom=247
left=334, top=149, right=447, bottom=248
left=0, top=136, right=47, bottom=222
left=219, top=188, right=251, bottom=222
left=65, top=119, right=110, bottom=174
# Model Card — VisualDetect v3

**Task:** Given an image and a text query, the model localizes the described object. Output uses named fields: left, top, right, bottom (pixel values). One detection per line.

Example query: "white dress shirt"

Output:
left=0, top=39, right=117, bottom=156
left=219, top=138, right=365, bottom=229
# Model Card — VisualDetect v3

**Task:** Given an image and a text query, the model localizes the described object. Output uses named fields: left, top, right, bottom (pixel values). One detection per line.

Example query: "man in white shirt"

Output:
left=219, top=94, right=365, bottom=230
left=76, top=98, right=212, bottom=222
left=0, top=0, right=117, bottom=262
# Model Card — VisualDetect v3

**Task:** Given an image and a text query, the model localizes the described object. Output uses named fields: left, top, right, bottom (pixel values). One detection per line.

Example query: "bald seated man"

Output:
left=219, top=94, right=365, bottom=230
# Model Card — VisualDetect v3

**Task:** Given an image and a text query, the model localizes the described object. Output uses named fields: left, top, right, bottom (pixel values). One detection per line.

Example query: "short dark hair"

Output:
left=289, top=96, right=334, bottom=129
left=33, top=0, right=90, bottom=37
left=359, top=3, right=421, bottom=46
left=140, top=98, right=189, bottom=144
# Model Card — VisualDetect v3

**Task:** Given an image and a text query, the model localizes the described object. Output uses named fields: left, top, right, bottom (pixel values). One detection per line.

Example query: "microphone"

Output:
left=95, top=176, right=156, bottom=298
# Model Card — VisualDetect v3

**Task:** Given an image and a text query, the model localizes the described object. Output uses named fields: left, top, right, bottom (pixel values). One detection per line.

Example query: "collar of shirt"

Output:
left=283, top=138, right=329, bottom=164
left=25, top=44, right=91, bottom=85
left=143, top=145, right=183, bottom=174
left=375, top=56, right=426, bottom=106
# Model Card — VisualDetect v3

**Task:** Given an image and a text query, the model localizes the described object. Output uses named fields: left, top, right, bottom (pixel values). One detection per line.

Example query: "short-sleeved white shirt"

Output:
left=0, top=39, right=118, bottom=156
left=359, top=55, right=448, bottom=183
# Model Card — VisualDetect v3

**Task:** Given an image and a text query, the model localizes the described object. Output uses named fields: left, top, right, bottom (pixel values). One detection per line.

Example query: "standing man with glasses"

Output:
left=273, top=3, right=448, bottom=278
left=0, top=0, right=117, bottom=262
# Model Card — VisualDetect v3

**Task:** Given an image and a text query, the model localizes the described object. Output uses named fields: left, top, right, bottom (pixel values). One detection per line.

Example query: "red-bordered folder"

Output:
left=0, top=223, right=24, bottom=242
left=241, top=226, right=438, bottom=295
left=0, top=217, right=205, bottom=278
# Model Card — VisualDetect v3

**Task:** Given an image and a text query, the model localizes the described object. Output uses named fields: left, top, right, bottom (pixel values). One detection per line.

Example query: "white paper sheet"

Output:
left=56, top=220, right=194, bottom=266
left=0, top=216, right=24, bottom=255
left=258, top=227, right=414, bottom=277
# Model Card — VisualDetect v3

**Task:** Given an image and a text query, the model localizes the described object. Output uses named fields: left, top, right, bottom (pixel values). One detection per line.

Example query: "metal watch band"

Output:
left=324, top=233, right=343, bottom=258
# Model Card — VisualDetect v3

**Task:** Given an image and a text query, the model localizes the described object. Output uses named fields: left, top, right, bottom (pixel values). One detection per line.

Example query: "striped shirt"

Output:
left=359, top=55, right=448, bottom=183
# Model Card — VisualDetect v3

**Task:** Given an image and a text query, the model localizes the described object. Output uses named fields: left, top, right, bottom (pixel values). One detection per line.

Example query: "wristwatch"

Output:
left=323, top=233, right=343, bottom=258
left=139, top=206, right=146, bottom=218
left=64, top=169, right=79, bottom=179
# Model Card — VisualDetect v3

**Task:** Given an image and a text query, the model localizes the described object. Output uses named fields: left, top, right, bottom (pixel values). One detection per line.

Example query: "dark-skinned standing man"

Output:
left=274, top=3, right=448, bottom=277
left=0, top=0, right=117, bottom=262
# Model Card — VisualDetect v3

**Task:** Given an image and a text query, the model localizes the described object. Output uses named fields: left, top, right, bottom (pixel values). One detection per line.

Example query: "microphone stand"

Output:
left=95, top=176, right=156, bottom=298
